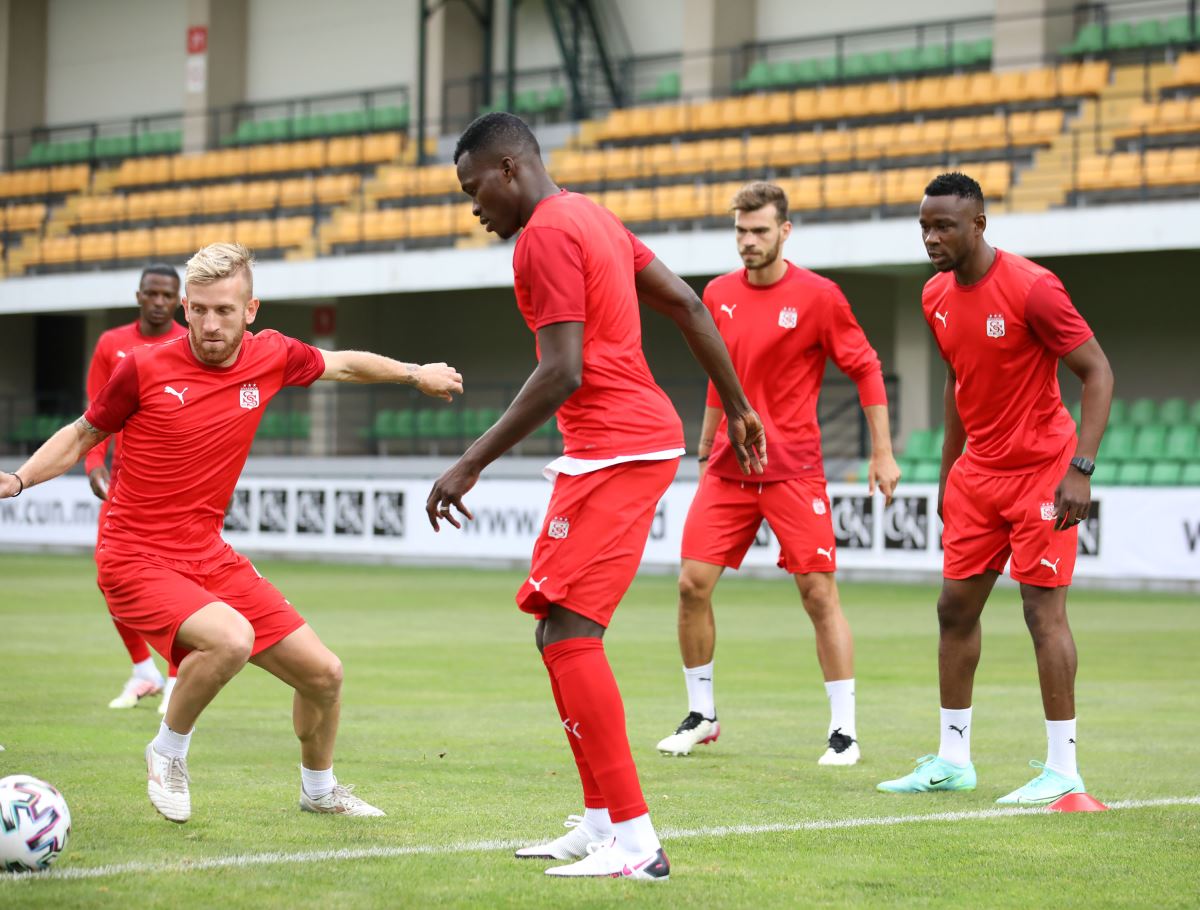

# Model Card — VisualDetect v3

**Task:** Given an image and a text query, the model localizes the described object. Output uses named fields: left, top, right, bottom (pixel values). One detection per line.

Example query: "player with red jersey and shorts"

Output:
left=85, top=263, right=187, bottom=712
left=1, top=242, right=463, bottom=824
left=878, top=172, right=1113, bottom=804
left=656, top=182, right=900, bottom=767
left=427, top=113, right=765, bottom=881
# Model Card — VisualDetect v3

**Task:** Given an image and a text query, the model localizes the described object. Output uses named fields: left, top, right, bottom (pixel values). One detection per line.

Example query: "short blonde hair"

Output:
left=185, top=242, right=255, bottom=295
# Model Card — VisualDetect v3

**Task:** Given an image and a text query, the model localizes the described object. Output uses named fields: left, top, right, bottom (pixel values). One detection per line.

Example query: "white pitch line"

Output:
left=5, top=795, right=1198, bottom=885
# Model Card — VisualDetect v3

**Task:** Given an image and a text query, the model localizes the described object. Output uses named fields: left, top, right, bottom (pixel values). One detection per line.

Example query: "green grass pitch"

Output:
left=1, top=553, right=1197, bottom=908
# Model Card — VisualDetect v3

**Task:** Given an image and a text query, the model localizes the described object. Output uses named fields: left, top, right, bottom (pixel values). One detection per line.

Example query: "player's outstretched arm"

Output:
left=634, top=258, right=766, bottom=474
left=0, top=416, right=110, bottom=499
left=426, top=322, right=584, bottom=531
left=863, top=404, right=901, bottom=504
left=937, top=364, right=967, bottom=521
left=1053, top=337, right=1114, bottom=530
left=318, top=350, right=463, bottom=401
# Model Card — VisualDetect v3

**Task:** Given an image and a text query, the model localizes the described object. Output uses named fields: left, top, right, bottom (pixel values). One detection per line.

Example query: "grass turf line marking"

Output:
left=6, top=795, right=1198, bottom=884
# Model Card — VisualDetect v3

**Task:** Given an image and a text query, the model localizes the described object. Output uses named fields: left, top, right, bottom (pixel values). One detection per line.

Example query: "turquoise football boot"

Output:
left=995, top=760, right=1085, bottom=805
left=877, top=754, right=977, bottom=793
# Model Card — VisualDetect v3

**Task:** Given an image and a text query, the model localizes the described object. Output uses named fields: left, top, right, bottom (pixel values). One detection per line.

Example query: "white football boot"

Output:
left=545, top=837, right=670, bottom=880
left=145, top=743, right=191, bottom=823
left=515, top=814, right=607, bottom=860
left=110, top=675, right=163, bottom=709
left=299, top=782, right=385, bottom=816
left=818, top=728, right=861, bottom=766
left=656, top=711, right=720, bottom=756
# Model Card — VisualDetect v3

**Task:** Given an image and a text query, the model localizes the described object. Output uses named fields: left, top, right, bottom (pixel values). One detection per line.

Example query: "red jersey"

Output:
left=922, top=249, right=1093, bottom=474
left=702, top=263, right=887, bottom=482
left=513, top=190, right=683, bottom=459
left=84, top=319, right=188, bottom=478
left=84, top=330, right=325, bottom=558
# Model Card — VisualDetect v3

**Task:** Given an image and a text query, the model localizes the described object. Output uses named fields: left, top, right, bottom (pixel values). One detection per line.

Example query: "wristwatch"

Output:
left=1069, top=456, right=1095, bottom=477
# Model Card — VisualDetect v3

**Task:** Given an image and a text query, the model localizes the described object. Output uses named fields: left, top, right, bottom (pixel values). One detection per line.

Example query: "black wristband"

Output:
left=697, top=455, right=709, bottom=463
left=10, top=472, right=24, bottom=497
left=1069, top=456, right=1095, bottom=477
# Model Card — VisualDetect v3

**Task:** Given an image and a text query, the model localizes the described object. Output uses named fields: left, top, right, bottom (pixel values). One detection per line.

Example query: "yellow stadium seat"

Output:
left=192, top=221, right=234, bottom=248
left=1031, top=108, right=1064, bottom=139
left=640, top=143, right=674, bottom=179
left=154, top=225, right=195, bottom=257
left=407, top=205, right=457, bottom=239
left=416, top=164, right=459, bottom=197
left=172, top=154, right=209, bottom=183
left=793, top=131, right=820, bottom=165
left=839, top=86, right=870, bottom=119
left=40, top=235, right=80, bottom=266
left=604, top=147, right=642, bottom=182
left=240, top=180, right=280, bottom=213
left=993, top=71, right=1025, bottom=103
left=315, top=174, right=359, bottom=205
left=1161, top=52, right=1200, bottom=90
left=276, top=216, right=314, bottom=248
left=200, top=183, right=240, bottom=216
left=116, top=228, right=153, bottom=261
left=784, top=175, right=822, bottom=212
left=813, top=87, right=844, bottom=121
left=743, top=135, right=773, bottom=167
left=862, top=83, right=900, bottom=117
left=50, top=165, right=89, bottom=194
left=362, top=209, right=403, bottom=243
left=712, top=138, right=747, bottom=173
left=1106, top=152, right=1142, bottom=189
left=1074, top=155, right=1109, bottom=191
left=373, top=166, right=416, bottom=201
left=79, top=231, right=116, bottom=263
left=362, top=132, right=404, bottom=164
left=1165, top=147, right=1200, bottom=185
left=1153, top=98, right=1191, bottom=134
left=1144, top=149, right=1172, bottom=186
left=965, top=72, right=998, bottom=107
left=327, top=137, right=363, bottom=168
left=966, top=115, right=1006, bottom=152
left=1073, top=61, right=1110, bottom=95
left=817, top=129, right=852, bottom=162
left=1021, top=68, right=1056, bottom=101
left=910, top=76, right=948, bottom=112
left=764, top=132, right=801, bottom=168
left=761, top=92, right=794, bottom=126
left=656, top=184, right=705, bottom=221
left=917, top=120, right=950, bottom=155
left=5, top=203, right=47, bottom=232
left=1007, top=111, right=1035, bottom=140
left=791, top=90, right=816, bottom=121
left=279, top=177, right=314, bottom=209
left=690, top=100, right=723, bottom=134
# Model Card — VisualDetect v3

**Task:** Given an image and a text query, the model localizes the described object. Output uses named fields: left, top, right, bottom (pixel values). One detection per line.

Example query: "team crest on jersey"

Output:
left=239, top=383, right=260, bottom=409
left=778, top=307, right=798, bottom=329
left=1040, top=501, right=1057, bottom=521
left=986, top=314, right=1006, bottom=338
left=812, top=498, right=827, bottom=515
left=547, top=516, right=570, bottom=539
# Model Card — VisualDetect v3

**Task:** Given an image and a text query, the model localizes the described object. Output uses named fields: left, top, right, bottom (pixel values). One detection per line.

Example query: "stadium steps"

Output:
left=1010, top=63, right=1174, bottom=211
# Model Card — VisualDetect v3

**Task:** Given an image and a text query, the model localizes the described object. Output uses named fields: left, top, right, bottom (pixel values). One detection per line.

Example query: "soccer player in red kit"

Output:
left=656, top=182, right=900, bottom=766
left=426, top=113, right=765, bottom=881
left=878, top=173, right=1113, bottom=804
left=86, top=264, right=187, bottom=711
left=1, top=243, right=463, bottom=823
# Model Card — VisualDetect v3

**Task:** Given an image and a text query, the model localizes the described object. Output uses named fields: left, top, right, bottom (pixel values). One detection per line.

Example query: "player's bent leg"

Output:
left=658, top=559, right=723, bottom=757
left=795, top=572, right=860, bottom=766
left=251, top=625, right=383, bottom=817
left=145, top=602, right=253, bottom=823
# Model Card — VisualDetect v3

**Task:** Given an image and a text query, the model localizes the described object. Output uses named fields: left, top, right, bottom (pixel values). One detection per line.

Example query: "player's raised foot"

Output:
left=995, top=760, right=1085, bottom=806
left=657, top=711, right=719, bottom=756
left=109, top=675, right=163, bottom=709
left=515, top=814, right=607, bottom=860
left=818, top=728, right=860, bottom=766
left=299, top=783, right=385, bottom=816
left=145, top=743, right=190, bottom=822
left=877, top=754, right=976, bottom=793
left=545, top=837, right=670, bottom=880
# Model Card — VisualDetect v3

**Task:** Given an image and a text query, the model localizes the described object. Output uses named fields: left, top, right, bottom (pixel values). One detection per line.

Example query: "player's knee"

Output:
left=936, top=594, right=975, bottom=633
left=312, top=654, right=343, bottom=700
left=1022, top=599, right=1066, bottom=638
left=797, top=575, right=839, bottom=620
left=211, top=614, right=254, bottom=667
left=677, top=571, right=713, bottom=608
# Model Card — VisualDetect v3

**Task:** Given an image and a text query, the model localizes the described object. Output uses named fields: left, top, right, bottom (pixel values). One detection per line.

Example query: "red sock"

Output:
left=113, top=618, right=151, bottom=664
left=543, top=637, right=648, bottom=823
left=543, top=652, right=604, bottom=809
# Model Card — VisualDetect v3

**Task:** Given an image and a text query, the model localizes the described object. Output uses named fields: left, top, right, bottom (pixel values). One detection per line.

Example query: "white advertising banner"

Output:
left=2, top=476, right=1199, bottom=584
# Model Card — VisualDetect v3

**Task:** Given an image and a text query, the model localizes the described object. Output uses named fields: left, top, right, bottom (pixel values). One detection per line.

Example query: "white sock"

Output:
left=152, top=721, right=192, bottom=759
left=824, top=678, right=856, bottom=738
left=613, top=812, right=660, bottom=855
left=938, top=706, right=972, bottom=766
left=133, top=657, right=164, bottom=684
left=1045, top=718, right=1077, bottom=777
left=583, top=807, right=612, bottom=836
left=683, top=662, right=715, bottom=719
left=161, top=676, right=176, bottom=699
left=301, top=765, right=335, bottom=800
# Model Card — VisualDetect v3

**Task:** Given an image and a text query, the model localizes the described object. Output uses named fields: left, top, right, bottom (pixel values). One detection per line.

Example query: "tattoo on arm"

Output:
left=75, top=416, right=110, bottom=444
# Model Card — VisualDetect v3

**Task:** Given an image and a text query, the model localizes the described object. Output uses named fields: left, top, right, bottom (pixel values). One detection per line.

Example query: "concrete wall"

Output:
left=44, top=0, right=186, bottom=124
left=757, top=0, right=993, bottom=48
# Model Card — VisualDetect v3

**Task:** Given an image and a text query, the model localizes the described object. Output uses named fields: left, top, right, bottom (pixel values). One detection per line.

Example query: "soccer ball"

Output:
left=0, top=775, right=71, bottom=872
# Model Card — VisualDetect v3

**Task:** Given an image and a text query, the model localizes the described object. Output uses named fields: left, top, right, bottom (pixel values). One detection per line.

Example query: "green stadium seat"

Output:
left=369, top=105, right=409, bottom=130
left=257, top=412, right=284, bottom=439
left=1156, top=397, right=1186, bottom=425
left=362, top=410, right=393, bottom=441
left=289, top=412, right=310, bottom=439
left=1131, top=19, right=1164, bottom=48
left=1127, top=397, right=1156, bottom=425
left=433, top=409, right=459, bottom=439
left=1189, top=400, right=1200, bottom=426
left=1164, top=15, right=1198, bottom=44
left=903, top=428, right=937, bottom=460
left=969, top=38, right=993, bottom=61
left=1068, top=401, right=1082, bottom=424
left=916, top=45, right=948, bottom=71
left=35, top=415, right=61, bottom=440
left=514, top=89, right=542, bottom=115
left=912, top=461, right=941, bottom=483
left=415, top=410, right=437, bottom=439
left=542, top=85, right=567, bottom=112
left=1105, top=22, right=1135, bottom=51
left=1148, top=462, right=1182, bottom=486
left=393, top=410, right=414, bottom=438
left=1116, top=461, right=1150, bottom=485
left=10, top=415, right=37, bottom=444
left=1091, top=460, right=1118, bottom=485
left=791, top=59, right=819, bottom=85
left=769, top=61, right=798, bottom=87
left=1099, top=424, right=1135, bottom=460
left=1132, top=425, right=1167, bottom=460
left=1181, top=462, right=1200, bottom=485
left=1165, top=426, right=1197, bottom=461
left=890, top=47, right=921, bottom=73
left=843, top=53, right=871, bottom=80
left=1062, top=22, right=1104, bottom=56
left=865, top=50, right=895, bottom=77
left=1107, top=398, right=1128, bottom=425
left=950, top=41, right=976, bottom=68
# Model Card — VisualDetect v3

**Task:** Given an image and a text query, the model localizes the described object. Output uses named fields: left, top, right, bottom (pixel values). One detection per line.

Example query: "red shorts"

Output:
left=942, top=444, right=1078, bottom=587
left=96, top=542, right=305, bottom=667
left=681, top=472, right=836, bottom=574
left=516, top=458, right=679, bottom=628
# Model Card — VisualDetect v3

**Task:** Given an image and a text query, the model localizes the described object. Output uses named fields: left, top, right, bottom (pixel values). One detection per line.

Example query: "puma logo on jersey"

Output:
left=816, top=546, right=834, bottom=561
left=1040, top=557, right=1061, bottom=575
left=720, top=304, right=737, bottom=319
left=163, top=385, right=188, bottom=405
left=116, top=350, right=127, bottom=358
left=527, top=575, right=548, bottom=592
left=934, top=310, right=948, bottom=328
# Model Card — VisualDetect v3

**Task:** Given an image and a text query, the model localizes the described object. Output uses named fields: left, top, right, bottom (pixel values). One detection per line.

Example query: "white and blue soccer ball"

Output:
left=0, top=774, right=71, bottom=872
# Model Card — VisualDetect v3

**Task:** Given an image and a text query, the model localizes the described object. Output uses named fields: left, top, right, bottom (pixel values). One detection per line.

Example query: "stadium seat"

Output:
left=1132, top=425, right=1168, bottom=460
left=1127, top=398, right=1157, bottom=425
left=1100, top=425, right=1135, bottom=460
left=1148, top=462, right=1182, bottom=486
left=1164, top=425, right=1198, bottom=460
left=1091, top=460, right=1118, bottom=486
left=1182, top=462, right=1200, bottom=486
left=1108, top=398, right=1128, bottom=425
left=911, top=461, right=941, bottom=483
left=1157, top=398, right=1188, bottom=425
left=1116, top=461, right=1150, bottom=485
